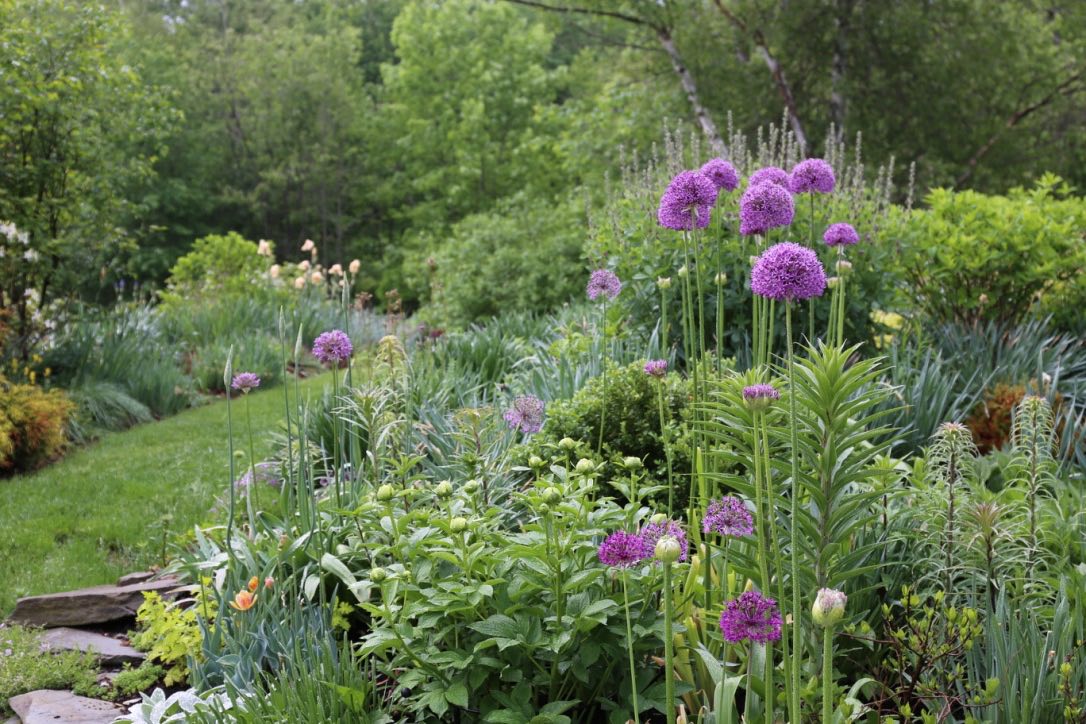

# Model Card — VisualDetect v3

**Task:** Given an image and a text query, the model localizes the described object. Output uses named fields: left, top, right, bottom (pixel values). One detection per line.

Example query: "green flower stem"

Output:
left=752, top=286, right=762, bottom=367
left=622, top=570, right=641, bottom=724
left=703, top=535, right=712, bottom=613
left=716, top=242, right=725, bottom=376
left=808, top=193, right=816, bottom=343
left=663, top=563, right=676, bottom=724
left=743, top=644, right=754, bottom=724
left=762, top=412, right=790, bottom=691
left=331, top=364, right=341, bottom=508
left=660, top=284, right=670, bottom=355
left=225, top=383, right=236, bottom=564
left=786, top=301, right=802, bottom=724
left=823, top=626, right=835, bottom=723
left=243, top=392, right=258, bottom=534
left=597, top=298, right=608, bottom=456
left=767, top=299, right=776, bottom=366
left=657, top=383, right=676, bottom=517
left=752, top=409, right=776, bottom=720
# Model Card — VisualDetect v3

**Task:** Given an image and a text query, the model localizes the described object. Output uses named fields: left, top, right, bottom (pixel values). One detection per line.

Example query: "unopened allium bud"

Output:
left=435, top=480, right=453, bottom=498
left=812, top=588, right=847, bottom=628
left=654, top=535, right=683, bottom=564
left=558, top=437, right=577, bottom=451
left=715, top=272, right=728, bottom=286
left=450, top=517, right=468, bottom=533
left=376, top=484, right=394, bottom=502
left=623, top=456, right=643, bottom=470
left=677, top=265, right=689, bottom=278
left=742, top=383, right=780, bottom=412
left=657, top=276, right=672, bottom=290
left=542, top=487, right=562, bottom=505
left=835, top=259, right=853, bottom=275
left=370, top=567, right=387, bottom=582
left=575, top=458, right=595, bottom=475
left=650, top=512, right=668, bottom=525
left=826, top=276, right=841, bottom=289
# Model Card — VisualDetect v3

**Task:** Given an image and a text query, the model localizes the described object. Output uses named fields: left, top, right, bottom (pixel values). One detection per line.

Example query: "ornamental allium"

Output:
left=750, top=242, right=827, bottom=301
left=503, top=395, right=546, bottom=434
left=788, top=158, right=836, bottom=194
left=587, top=269, right=622, bottom=301
left=598, top=530, right=652, bottom=568
left=812, top=587, right=848, bottom=628
left=823, top=222, right=859, bottom=247
left=703, top=497, right=754, bottom=538
left=742, top=383, right=780, bottom=403
left=231, top=372, right=261, bottom=393
left=657, top=170, right=718, bottom=230
left=640, top=519, right=688, bottom=563
left=312, top=329, right=353, bottom=365
left=720, top=591, right=783, bottom=644
left=748, top=166, right=790, bottom=188
left=739, top=182, right=795, bottom=236
left=644, top=359, right=668, bottom=378
left=700, top=158, right=740, bottom=193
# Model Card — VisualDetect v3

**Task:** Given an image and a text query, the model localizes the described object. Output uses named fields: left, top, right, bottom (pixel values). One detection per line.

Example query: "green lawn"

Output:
left=0, top=373, right=331, bottom=615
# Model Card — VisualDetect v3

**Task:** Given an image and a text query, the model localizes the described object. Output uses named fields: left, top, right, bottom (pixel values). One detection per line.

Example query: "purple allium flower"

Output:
left=739, top=182, right=795, bottom=236
left=598, top=530, right=652, bottom=568
left=644, top=359, right=668, bottom=378
left=503, top=395, right=545, bottom=434
left=742, top=383, right=780, bottom=402
left=720, top=590, right=783, bottom=644
left=823, top=222, right=859, bottom=247
left=750, top=242, right=827, bottom=302
left=657, top=171, right=718, bottom=230
left=312, top=329, right=353, bottom=365
left=231, top=372, right=261, bottom=393
left=703, top=497, right=754, bottom=538
left=700, top=158, right=740, bottom=193
left=748, top=166, right=790, bottom=188
left=587, top=269, right=622, bottom=301
left=788, top=158, right=836, bottom=194
left=235, top=461, right=282, bottom=490
left=640, top=519, right=689, bottom=563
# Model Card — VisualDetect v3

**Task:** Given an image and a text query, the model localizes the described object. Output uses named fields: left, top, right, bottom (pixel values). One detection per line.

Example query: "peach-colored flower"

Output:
left=301, top=239, right=315, bottom=252
left=298, top=260, right=310, bottom=271
left=257, top=240, right=273, bottom=257
left=269, top=264, right=281, bottom=279
left=293, top=276, right=305, bottom=290
left=247, top=576, right=260, bottom=593
left=310, top=271, right=324, bottom=284
left=229, top=590, right=257, bottom=611
left=349, top=259, right=361, bottom=274
left=264, top=577, right=275, bottom=589
left=329, top=263, right=343, bottom=277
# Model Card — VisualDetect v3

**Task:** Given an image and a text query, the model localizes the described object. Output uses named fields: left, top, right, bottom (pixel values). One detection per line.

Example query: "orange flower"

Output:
left=230, top=590, right=257, bottom=611
left=247, top=576, right=260, bottom=593
left=264, top=577, right=275, bottom=589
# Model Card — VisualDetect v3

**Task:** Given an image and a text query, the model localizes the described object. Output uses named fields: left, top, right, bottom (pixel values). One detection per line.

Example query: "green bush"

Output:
left=0, top=378, right=74, bottom=472
left=162, top=232, right=271, bottom=305
left=896, top=175, right=1086, bottom=331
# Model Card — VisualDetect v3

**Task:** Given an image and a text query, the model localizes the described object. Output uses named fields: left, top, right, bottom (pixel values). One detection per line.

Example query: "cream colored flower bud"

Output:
left=654, top=536, right=682, bottom=564
left=812, top=588, right=847, bottom=628
left=299, top=259, right=311, bottom=271
left=310, top=271, right=324, bottom=284
left=349, top=259, right=361, bottom=274
left=269, top=264, right=281, bottom=279
left=301, top=239, right=315, bottom=252
left=329, top=263, right=343, bottom=277
left=293, top=276, right=305, bottom=290
left=657, top=276, right=672, bottom=290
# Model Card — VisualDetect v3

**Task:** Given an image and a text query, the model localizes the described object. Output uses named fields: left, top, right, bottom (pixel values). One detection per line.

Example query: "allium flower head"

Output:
left=231, top=372, right=261, bottom=393
left=587, top=269, right=622, bottom=301
left=703, top=497, right=754, bottom=538
left=657, top=171, right=718, bottom=230
left=788, top=158, right=836, bottom=194
left=750, top=242, right=827, bottom=301
left=742, top=383, right=780, bottom=411
left=812, top=587, right=848, bottom=628
left=640, top=519, right=688, bottom=563
left=312, top=329, right=353, bottom=365
left=598, top=530, right=652, bottom=568
left=748, top=166, right=790, bottom=188
left=700, top=158, right=740, bottom=193
left=644, top=359, right=668, bottom=378
left=720, top=591, right=783, bottom=644
left=823, top=222, right=859, bottom=247
left=739, top=182, right=795, bottom=236
left=504, top=395, right=545, bottom=434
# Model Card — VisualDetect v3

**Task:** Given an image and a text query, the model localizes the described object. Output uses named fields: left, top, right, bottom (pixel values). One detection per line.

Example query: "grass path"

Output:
left=0, top=373, right=331, bottom=614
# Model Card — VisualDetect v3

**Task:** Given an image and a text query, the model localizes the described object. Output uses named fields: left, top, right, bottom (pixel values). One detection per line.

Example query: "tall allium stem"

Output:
left=622, top=571, right=640, bottom=724
left=278, top=311, right=295, bottom=511
left=660, top=284, right=670, bottom=355
left=743, top=644, right=754, bottom=724
left=762, top=412, right=788, bottom=720
left=225, top=364, right=236, bottom=563
left=332, top=364, right=341, bottom=508
left=751, top=410, right=775, bottom=716
left=945, top=446, right=958, bottom=593
left=822, top=627, right=834, bottom=723
left=786, top=302, right=802, bottom=724
left=657, top=383, right=676, bottom=516
left=716, top=242, right=725, bottom=376
left=836, top=251, right=847, bottom=348
left=663, top=563, right=676, bottom=724
left=244, top=393, right=258, bottom=534
left=597, top=298, right=608, bottom=456
left=808, top=194, right=816, bottom=343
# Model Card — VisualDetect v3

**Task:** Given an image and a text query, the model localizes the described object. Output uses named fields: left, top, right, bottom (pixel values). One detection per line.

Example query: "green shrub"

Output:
left=131, top=589, right=216, bottom=687
left=0, top=623, right=99, bottom=714
left=895, top=175, right=1086, bottom=331
left=0, top=378, right=74, bottom=471
left=162, top=232, right=271, bottom=305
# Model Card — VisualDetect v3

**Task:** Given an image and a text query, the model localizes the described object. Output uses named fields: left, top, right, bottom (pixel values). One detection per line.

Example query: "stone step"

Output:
left=9, top=577, right=181, bottom=628
left=8, top=690, right=123, bottom=724
left=39, top=627, right=144, bottom=666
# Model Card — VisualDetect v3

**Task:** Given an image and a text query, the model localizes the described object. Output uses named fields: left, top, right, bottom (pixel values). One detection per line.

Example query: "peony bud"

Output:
left=623, top=456, right=643, bottom=471
left=542, top=486, right=562, bottom=505
left=558, top=437, right=577, bottom=451
left=575, top=458, right=595, bottom=475
left=370, top=567, right=387, bottom=583
left=435, top=480, right=453, bottom=498
left=376, top=484, right=394, bottom=502
left=450, top=517, right=468, bottom=533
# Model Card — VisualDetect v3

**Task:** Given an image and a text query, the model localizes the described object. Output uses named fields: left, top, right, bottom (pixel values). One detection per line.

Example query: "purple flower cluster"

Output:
left=742, top=383, right=780, bottom=402
left=640, top=519, right=689, bottom=562
left=313, top=330, right=353, bottom=365
left=720, top=590, right=783, bottom=644
left=750, top=242, right=827, bottom=302
left=587, top=269, right=622, bottom=301
left=503, top=395, right=545, bottom=434
left=739, top=182, right=795, bottom=236
left=788, top=158, right=836, bottom=194
left=703, top=497, right=754, bottom=538
left=657, top=170, right=718, bottom=230
left=700, top=158, right=740, bottom=193
left=231, top=372, right=261, bottom=393
left=823, top=222, right=859, bottom=247
left=598, top=530, right=652, bottom=568
left=644, top=359, right=668, bottom=378
left=749, top=166, right=790, bottom=188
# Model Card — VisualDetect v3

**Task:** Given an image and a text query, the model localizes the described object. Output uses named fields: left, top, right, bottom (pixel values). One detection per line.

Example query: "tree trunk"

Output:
left=657, top=30, right=727, bottom=154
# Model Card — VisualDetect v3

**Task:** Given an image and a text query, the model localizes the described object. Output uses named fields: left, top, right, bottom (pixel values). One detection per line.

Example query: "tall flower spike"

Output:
left=789, top=158, right=836, bottom=194
left=720, top=590, right=783, bottom=643
left=657, top=170, right=718, bottom=230
left=700, top=158, right=740, bottom=193
left=750, top=242, right=827, bottom=301
left=587, top=269, right=622, bottom=301
left=739, top=182, right=796, bottom=236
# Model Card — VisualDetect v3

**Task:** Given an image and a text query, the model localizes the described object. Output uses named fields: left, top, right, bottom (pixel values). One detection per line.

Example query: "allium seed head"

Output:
left=503, top=395, right=545, bottom=434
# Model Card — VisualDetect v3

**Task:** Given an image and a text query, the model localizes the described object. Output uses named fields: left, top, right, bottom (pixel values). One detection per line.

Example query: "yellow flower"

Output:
left=229, top=590, right=257, bottom=611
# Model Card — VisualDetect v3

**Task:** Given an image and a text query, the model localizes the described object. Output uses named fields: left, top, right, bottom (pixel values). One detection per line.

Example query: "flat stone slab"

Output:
left=8, top=690, right=123, bottom=723
left=9, top=577, right=181, bottom=628
left=40, top=628, right=144, bottom=666
left=115, top=571, right=155, bottom=587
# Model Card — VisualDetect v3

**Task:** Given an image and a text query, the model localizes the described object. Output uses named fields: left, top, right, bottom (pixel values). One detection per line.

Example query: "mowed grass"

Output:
left=0, top=373, right=331, bottom=615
